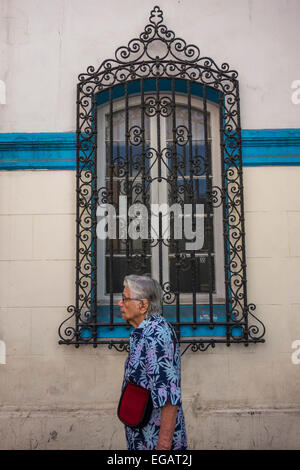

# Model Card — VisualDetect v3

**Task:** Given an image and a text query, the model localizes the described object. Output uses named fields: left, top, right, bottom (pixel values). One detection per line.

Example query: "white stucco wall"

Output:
left=1, top=0, right=300, bottom=450
left=0, top=0, right=299, bottom=132
left=1, top=167, right=300, bottom=449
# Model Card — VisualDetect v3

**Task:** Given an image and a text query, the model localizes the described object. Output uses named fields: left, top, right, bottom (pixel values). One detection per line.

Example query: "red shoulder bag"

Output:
left=117, top=379, right=153, bottom=428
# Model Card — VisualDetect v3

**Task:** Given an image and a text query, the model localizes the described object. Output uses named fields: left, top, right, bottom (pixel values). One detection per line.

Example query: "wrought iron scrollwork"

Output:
left=58, top=5, right=266, bottom=352
left=145, top=96, right=173, bottom=117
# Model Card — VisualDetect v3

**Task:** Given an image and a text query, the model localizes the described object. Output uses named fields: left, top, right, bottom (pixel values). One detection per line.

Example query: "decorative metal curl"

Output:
left=247, top=303, right=266, bottom=342
left=181, top=342, right=216, bottom=355
left=78, top=5, right=238, bottom=83
left=129, top=126, right=143, bottom=146
left=58, top=305, right=77, bottom=344
left=145, top=96, right=173, bottom=117
left=175, top=125, right=189, bottom=145
left=108, top=342, right=130, bottom=353
left=162, top=282, right=176, bottom=304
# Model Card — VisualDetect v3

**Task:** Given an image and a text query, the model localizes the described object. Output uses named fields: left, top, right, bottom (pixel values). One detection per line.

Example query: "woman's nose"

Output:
left=118, top=299, right=122, bottom=306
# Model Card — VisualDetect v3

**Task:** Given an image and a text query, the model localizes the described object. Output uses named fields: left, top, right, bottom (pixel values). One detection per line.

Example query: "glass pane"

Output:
left=105, top=107, right=150, bottom=142
left=166, top=105, right=211, bottom=141
left=106, top=256, right=151, bottom=294
left=168, top=214, right=214, bottom=254
left=169, top=255, right=215, bottom=293
left=104, top=104, right=151, bottom=294
left=166, top=104, right=214, bottom=294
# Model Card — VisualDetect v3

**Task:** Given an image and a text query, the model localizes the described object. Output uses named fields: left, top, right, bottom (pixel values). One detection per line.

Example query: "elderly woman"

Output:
left=118, top=274, right=188, bottom=450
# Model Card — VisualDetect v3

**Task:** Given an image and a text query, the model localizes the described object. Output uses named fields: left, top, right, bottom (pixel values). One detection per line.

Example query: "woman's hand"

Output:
left=156, top=400, right=178, bottom=450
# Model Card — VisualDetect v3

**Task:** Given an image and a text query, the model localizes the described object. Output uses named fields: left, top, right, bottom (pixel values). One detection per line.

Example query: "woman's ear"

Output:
left=140, top=300, right=149, bottom=315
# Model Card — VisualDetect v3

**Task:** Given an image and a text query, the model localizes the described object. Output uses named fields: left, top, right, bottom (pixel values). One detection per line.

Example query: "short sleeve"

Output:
left=144, top=321, right=182, bottom=409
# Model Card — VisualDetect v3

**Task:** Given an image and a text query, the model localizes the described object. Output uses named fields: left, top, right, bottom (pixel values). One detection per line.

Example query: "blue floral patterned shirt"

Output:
left=121, top=313, right=188, bottom=450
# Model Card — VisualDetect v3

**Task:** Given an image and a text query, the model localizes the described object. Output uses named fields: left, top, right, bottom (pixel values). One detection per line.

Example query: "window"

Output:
left=58, top=5, right=266, bottom=352
left=96, top=83, right=225, bottom=305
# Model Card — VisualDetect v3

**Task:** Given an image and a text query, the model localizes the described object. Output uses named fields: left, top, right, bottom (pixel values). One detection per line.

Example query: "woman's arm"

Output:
left=156, top=400, right=178, bottom=450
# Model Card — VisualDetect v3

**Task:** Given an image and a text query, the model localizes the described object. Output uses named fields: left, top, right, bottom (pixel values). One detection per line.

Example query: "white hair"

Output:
left=123, top=274, right=163, bottom=316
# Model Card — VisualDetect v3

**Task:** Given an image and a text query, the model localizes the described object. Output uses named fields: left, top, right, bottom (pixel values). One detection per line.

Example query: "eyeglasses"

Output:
left=121, top=295, right=148, bottom=303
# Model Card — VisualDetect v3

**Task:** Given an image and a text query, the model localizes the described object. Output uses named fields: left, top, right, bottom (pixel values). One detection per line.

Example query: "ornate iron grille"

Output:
left=58, top=5, right=266, bottom=353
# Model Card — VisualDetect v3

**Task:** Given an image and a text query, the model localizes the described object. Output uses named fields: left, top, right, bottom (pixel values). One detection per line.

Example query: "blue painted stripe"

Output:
left=2, top=129, right=300, bottom=170
left=241, top=128, right=300, bottom=166
left=80, top=304, right=243, bottom=339
left=0, top=132, right=76, bottom=170
left=96, top=78, right=220, bottom=107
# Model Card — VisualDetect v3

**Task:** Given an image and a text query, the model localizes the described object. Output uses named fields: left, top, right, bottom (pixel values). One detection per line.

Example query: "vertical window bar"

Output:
left=128, top=87, right=132, bottom=279
left=125, top=82, right=130, bottom=272
left=236, top=79, right=248, bottom=343
left=75, top=84, right=80, bottom=345
left=172, top=77, right=180, bottom=340
left=159, top=212, right=163, bottom=288
left=129, top=138, right=133, bottom=258
left=109, top=87, right=114, bottom=327
left=187, top=81, right=197, bottom=328
left=128, top=99, right=134, bottom=262
left=141, top=78, right=147, bottom=272
left=116, top=143, right=120, bottom=254
left=92, top=94, right=98, bottom=343
left=183, top=146, right=187, bottom=179
left=203, top=84, right=214, bottom=328
left=114, top=140, right=120, bottom=299
left=156, top=78, right=161, bottom=180
left=219, top=90, right=230, bottom=344
left=156, top=78, right=163, bottom=288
